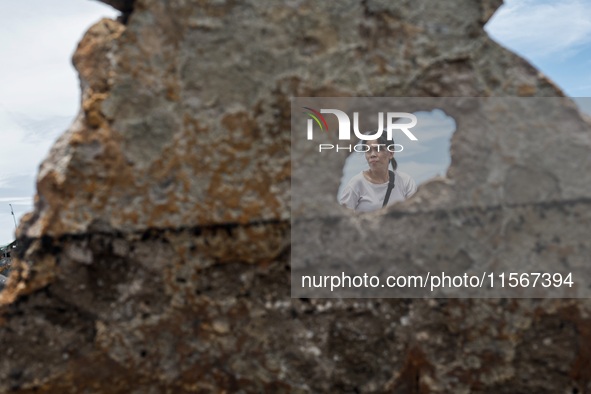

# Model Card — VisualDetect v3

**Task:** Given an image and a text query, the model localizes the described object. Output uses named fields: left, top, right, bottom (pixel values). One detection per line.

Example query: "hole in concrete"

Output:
left=337, top=109, right=456, bottom=208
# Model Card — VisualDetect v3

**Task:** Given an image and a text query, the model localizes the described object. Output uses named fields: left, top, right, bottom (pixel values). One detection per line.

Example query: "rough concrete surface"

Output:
left=1, top=0, right=591, bottom=392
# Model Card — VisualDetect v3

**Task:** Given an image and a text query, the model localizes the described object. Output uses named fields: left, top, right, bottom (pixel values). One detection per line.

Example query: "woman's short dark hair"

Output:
left=360, top=133, right=398, bottom=171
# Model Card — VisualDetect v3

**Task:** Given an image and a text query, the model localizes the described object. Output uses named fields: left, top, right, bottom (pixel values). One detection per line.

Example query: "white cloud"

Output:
left=570, top=84, right=591, bottom=93
left=411, top=110, right=456, bottom=142
left=486, top=0, right=591, bottom=60
left=0, top=1, right=118, bottom=244
left=0, top=197, right=33, bottom=205
left=401, top=161, right=449, bottom=185
left=0, top=0, right=118, bottom=117
left=0, top=111, right=60, bottom=180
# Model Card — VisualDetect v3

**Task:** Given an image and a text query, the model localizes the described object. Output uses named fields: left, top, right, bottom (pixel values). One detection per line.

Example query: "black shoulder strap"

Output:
left=382, top=170, right=396, bottom=207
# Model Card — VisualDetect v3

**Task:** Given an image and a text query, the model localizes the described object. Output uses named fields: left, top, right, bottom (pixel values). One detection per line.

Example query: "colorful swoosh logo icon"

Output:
left=303, top=107, right=329, bottom=132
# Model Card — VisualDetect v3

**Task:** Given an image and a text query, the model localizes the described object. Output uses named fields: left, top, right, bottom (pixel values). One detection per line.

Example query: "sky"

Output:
left=486, top=0, right=591, bottom=95
left=1, top=0, right=591, bottom=244
left=0, top=1, right=118, bottom=245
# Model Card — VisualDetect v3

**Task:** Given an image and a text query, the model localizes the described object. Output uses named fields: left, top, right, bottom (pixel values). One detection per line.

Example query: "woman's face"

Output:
left=365, top=143, right=393, bottom=171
